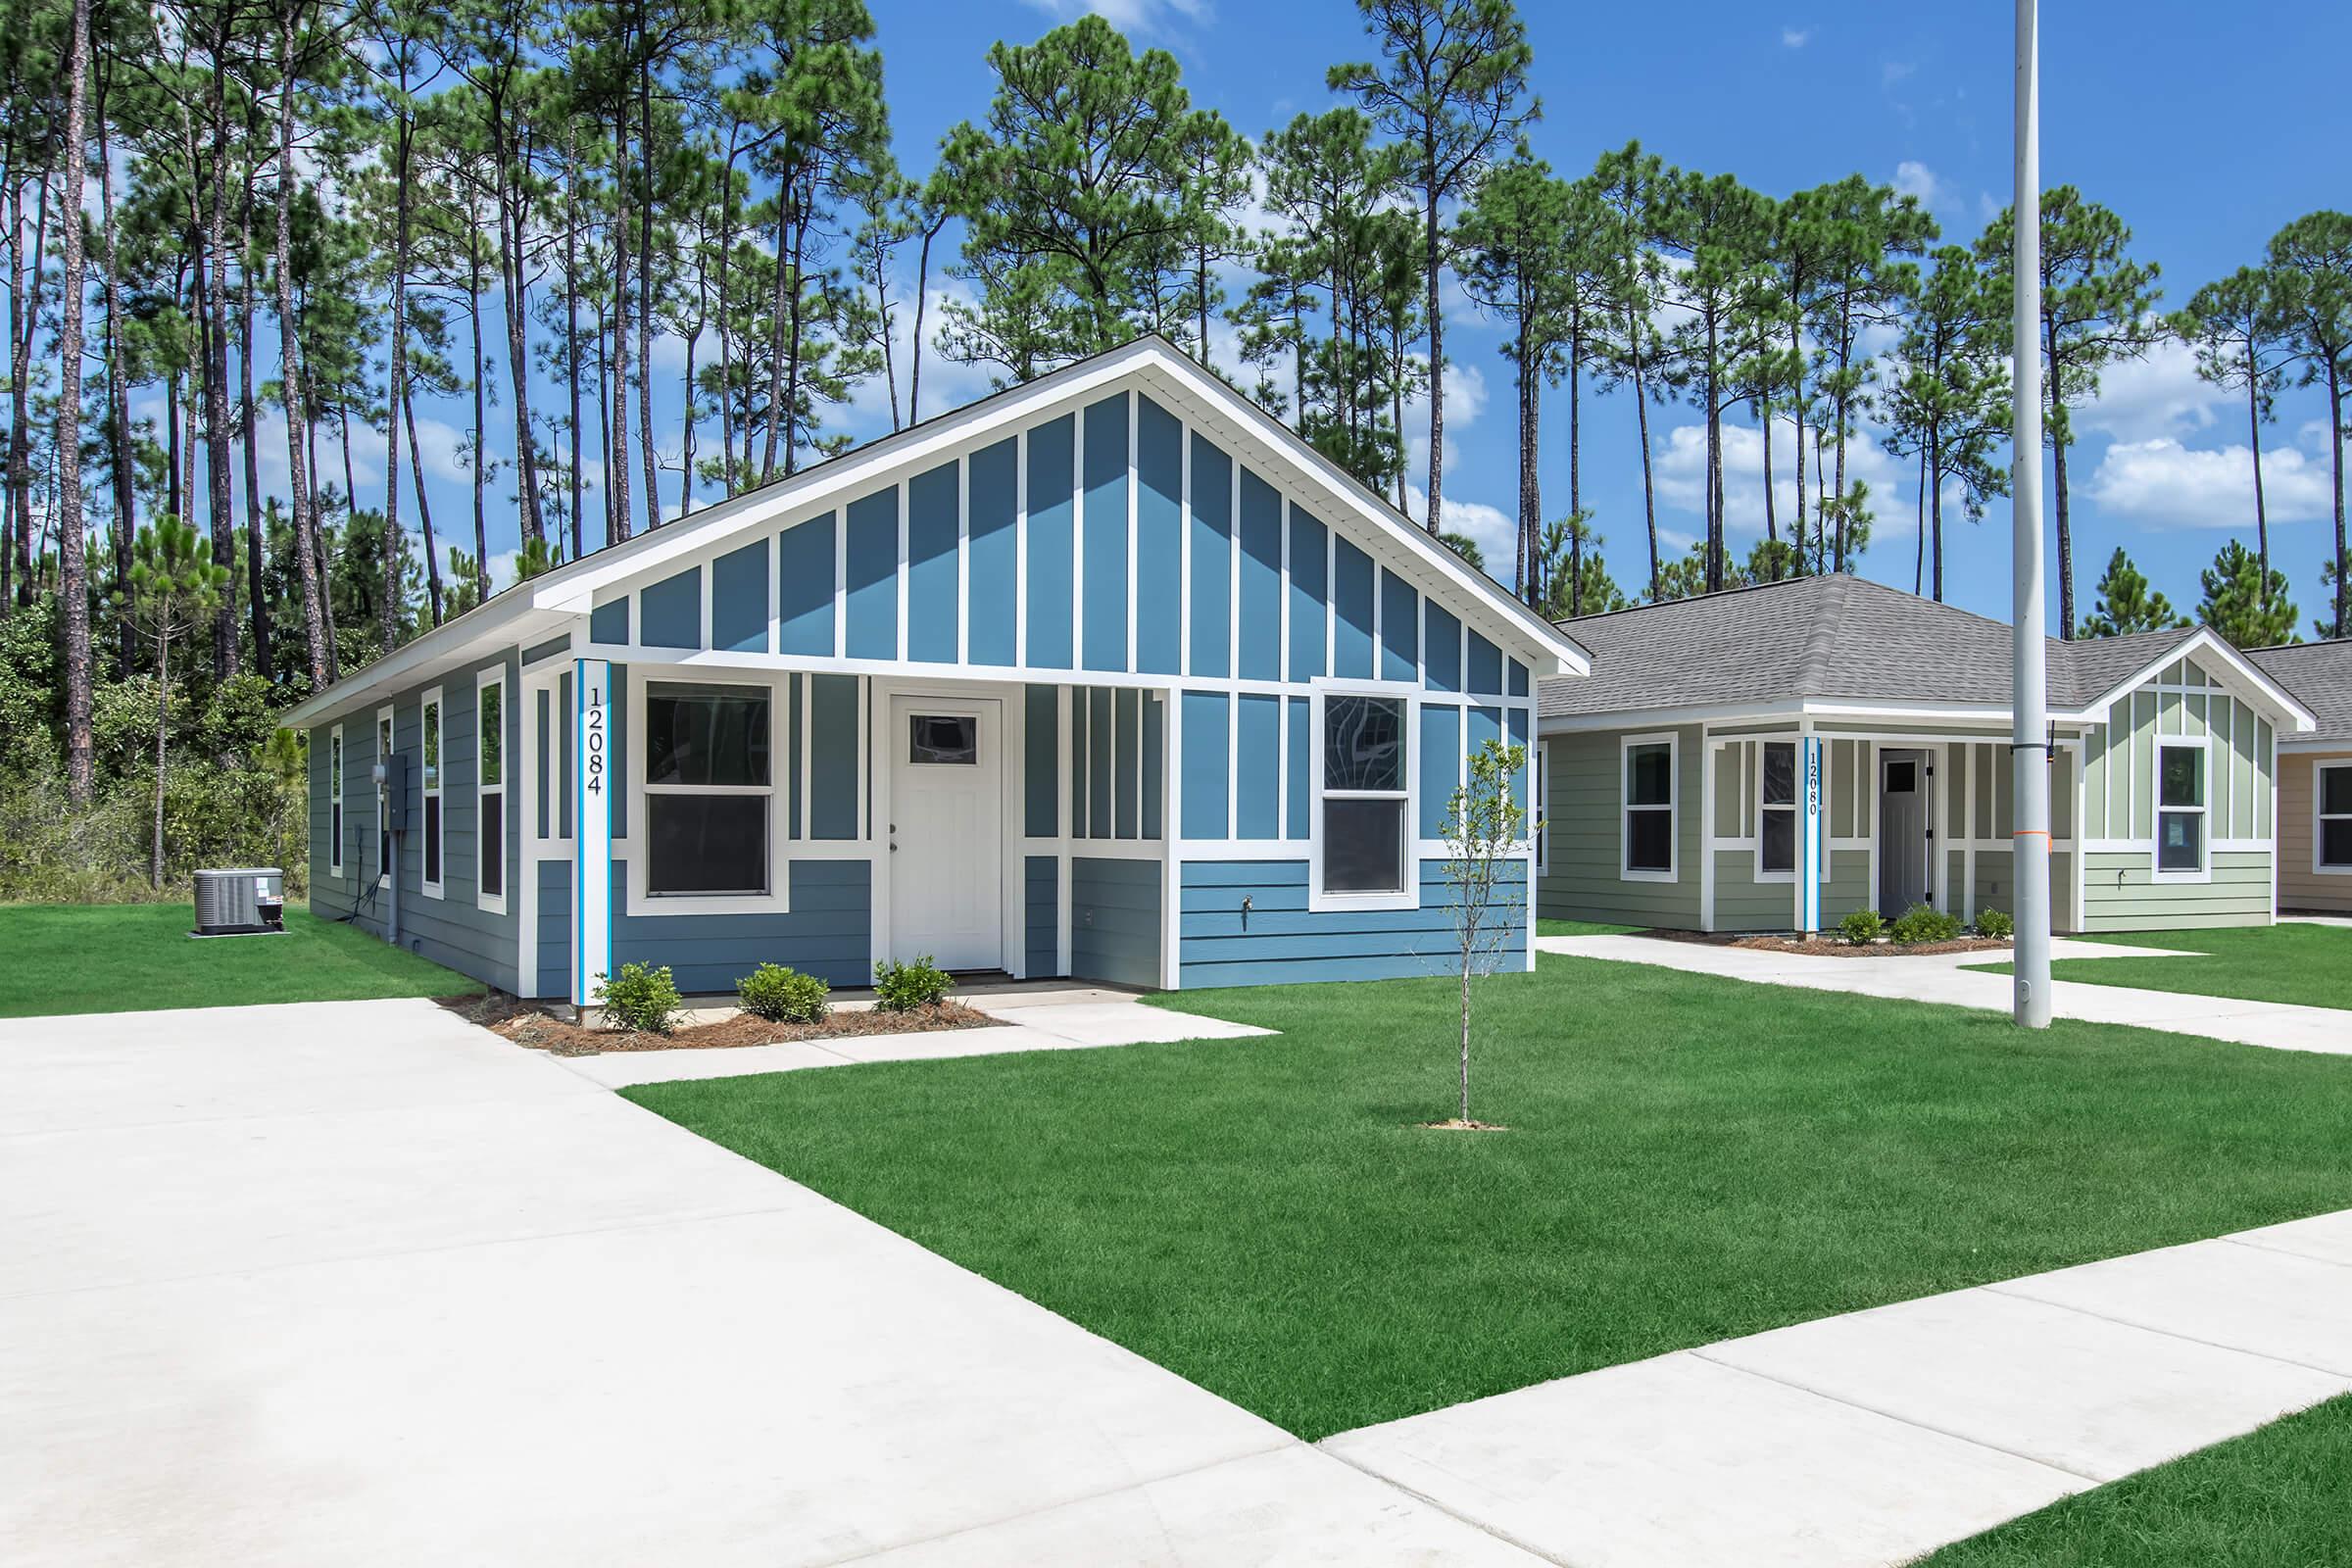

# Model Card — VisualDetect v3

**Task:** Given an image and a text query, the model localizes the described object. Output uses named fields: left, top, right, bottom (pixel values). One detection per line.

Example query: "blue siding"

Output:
left=536, top=858, right=570, bottom=998
left=1380, top=569, right=1418, bottom=682
left=1470, top=704, right=1501, bottom=763
left=1287, top=697, right=1310, bottom=841
left=1082, top=395, right=1130, bottom=672
left=612, top=858, right=872, bottom=993
left=1188, top=434, right=1232, bottom=677
left=1025, top=855, right=1059, bottom=977
left=1287, top=508, right=1327, bottom=680
left=1024, top=684, right=1058, bottom=837
left=641, top=567, right=701, bottom=650
left=1333, top=537, right=1375, bottom=679
left=522, top=635, right=570, bottom=667
left=1136, top=397, right=1183, bottom=674
left=1177, top=859, right=1529, bottom=988
left=608, top=662, right=630, bottom=837
left=1026, top=416, right=1075, bottom=668
left=968, top=438, right=1018, bottom=665
left=1088, top=687, right=1114, bottom=834
left=1424, top=602, right=1461, bottom=692
left=589, top=597, right=629, bottom=646
left=808, top=673, right=860, bottom=839
left=1181, top=691, right=1229, bottom=840
left=786, top=674, right=802, bottom=840
left=777, top=514, right=836, bottom=656
left=846, top=488, right=899, bottom=660
left=906, top=461, right=960, bottom=662
left=1420, top=705, right=1462, bottom=836
left=1070, top=857, right=1161, bottom=989
left=1114, top=688, right=1141, bottom=838
left=1507, top=707, right=1531, bottom=814
left=1240, top=472, right=1283, bottom=681
left=1508, top=659, right=1530, bottom=698
left=1141, top=693, right=1165, bottom=840
left=710, top=539, right=769, bottom=654
left=1070, top=690, right=1090, bottom=838
left=1468, top=630, right=1502, bottom=695
left=1237, top=694, right=1281, bottom=840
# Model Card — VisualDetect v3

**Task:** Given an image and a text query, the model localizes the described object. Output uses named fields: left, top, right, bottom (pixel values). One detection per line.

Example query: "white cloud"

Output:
left=1017, top=0, right=1208, bottom=34
left=2069, top=334, right=2227, bottom=443
left=1882, top=59, right=1917, bottom=88
left=1781, top=25, right=1811, bottom=47
left=1892, top=160, right=1945, bottom=210
left=1402, top=359, right=1489, bottom=488
left=1653, top=415, right=1912, bottom=539
left=2086, top=436, right=2338, bottom=529
left=1403, top=483, right=1515, bottom=582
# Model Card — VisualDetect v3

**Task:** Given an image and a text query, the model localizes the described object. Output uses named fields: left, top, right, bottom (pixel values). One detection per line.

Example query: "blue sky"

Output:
left=365, top=0, right=2352, bottom=636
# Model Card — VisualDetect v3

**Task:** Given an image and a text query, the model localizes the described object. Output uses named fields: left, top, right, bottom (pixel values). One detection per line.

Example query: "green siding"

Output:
left=2081, top=851, right=2273, bottom=931
left=1535, top=726, right=1702, bottom=929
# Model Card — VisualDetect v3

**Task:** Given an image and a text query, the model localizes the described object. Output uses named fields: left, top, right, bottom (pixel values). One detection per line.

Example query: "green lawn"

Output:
left=629, top=955, right=2352, bottom=1441
left=1967, top=922, right=2352, bottom=1011
left=1537, top=916, right=1644, bottom=936
left=0, top=902, right=482, bottom=1018
left=1923, top=1396, right=2352, bottom=1566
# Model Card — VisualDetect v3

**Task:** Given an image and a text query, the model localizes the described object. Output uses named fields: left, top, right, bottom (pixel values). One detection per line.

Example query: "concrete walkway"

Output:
left=1537, top=934, right=2352, bottom=1054
left=1325, top=1209, right=2352, bottom=1568
left=0, top=998, right=1530, bottom=1567
left=563, top=984, right=1272, bottom=1091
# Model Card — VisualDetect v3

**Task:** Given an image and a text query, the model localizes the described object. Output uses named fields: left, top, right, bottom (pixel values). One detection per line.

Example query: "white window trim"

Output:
left=1307, top=679, right=1420, bottom=913
left=2152, top=734, right=2210, bottom=883
left=420, top=685, right=445, bottom=899
left=1534, top=739, right=1548, bottom=876
left=1754, top=737, right=1798, bottom=884
left=1619, top=730, right=1678, bottom=883
left=327, top=723, right=344, bottom=878
left=476, top=667, right=510, bottom=914
left=375, top=704, right=395, bottom=891
left=2319, top=760, right=2352, bottom=875
left=624, top=663, right=793, bottom=918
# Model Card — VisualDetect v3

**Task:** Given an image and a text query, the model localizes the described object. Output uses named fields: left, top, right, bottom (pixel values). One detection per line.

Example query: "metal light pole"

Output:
left=2010, top=0, right=2054, bottom=1027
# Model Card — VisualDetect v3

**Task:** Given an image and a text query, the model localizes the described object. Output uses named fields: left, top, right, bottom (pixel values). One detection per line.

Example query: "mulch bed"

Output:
left=437, top=990, right=999, bottom=1056
left=1637, top=929, right=2015, bottom=959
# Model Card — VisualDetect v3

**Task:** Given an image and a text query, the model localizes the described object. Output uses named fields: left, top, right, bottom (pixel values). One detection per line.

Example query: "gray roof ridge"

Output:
left=1795, top=573, right=1853, bottom=693
left=1554, top=571, right=1833, bottom=629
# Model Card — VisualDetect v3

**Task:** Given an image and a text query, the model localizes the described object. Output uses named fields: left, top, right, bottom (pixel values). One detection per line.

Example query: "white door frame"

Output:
left=517, top=661, right=570, bottom=998
left=870, top=677, right=1025, bottom=975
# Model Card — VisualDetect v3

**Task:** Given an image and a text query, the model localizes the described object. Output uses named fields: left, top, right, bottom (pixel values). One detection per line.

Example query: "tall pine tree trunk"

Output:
left=402, top=381, right=443, bottom=625
left=493, top=108, right=542, bottom=547
left=204, top=57, right=241, bottom=678
left=635, top=47, right=659, bottom=525
left=2248, top=367, right=2270, bottom=607
left=56, top=0, right=94, bottom=801
left=608, top=106, right=633, bottom=543
left=238, top=190, right=270, bottom=680
left=1420, top=161, right=1443, bottom=537
left=469, top=231, right=488, bottom=596
left=2330, top=365, right=2347, bottom=638
left=274, top=5, right=327, bottom=688
left=564, top=132, right=584, bottom=560
left=382, top=108, right=415, bottom=652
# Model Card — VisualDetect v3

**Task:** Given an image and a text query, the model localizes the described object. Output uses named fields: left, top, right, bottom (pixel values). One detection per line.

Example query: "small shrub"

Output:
left=873, top=955, right=954, bottom=1011
left=1888, top=903, right=1963, bottom=945
left=600, top=961, right=682, bottom=1033
left=1976, top=907, right=2015, bottom=940
left=1837, top=908, right=1884, bottom=947
left=738, top=962, right=829, bottom=1023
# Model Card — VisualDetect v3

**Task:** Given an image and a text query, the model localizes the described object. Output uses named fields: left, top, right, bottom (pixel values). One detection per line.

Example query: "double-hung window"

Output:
left=477, top=672, right=507, bottom=909
left=2322, top=763, right=2352, bottom=872
left=327, top=725, right=345, bottom=877
left=1759, top=740, right=1797, bottom=874
left=2156, top=741, right=2205, bottom=873
left=420, top=688, right=444, bottom=897
left=375, top=706, right=395, bottom=888
left=644, top=681, right=772, bottom=897
left=1320, top=693, right=1409, bottom=898
left=1621, top=735, right=1676, bottom=879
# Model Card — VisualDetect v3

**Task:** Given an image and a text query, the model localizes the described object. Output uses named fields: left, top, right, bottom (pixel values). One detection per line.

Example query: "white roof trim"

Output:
left=1540, top=696, right=2106, bottom=736
left=2079, top=626, right=2317, bottom=732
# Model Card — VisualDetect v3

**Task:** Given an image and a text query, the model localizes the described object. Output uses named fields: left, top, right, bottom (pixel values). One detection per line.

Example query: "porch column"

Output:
left=1796, top=735, right=1824, bottom=937
left=573, top=658, right=614, bottom=1010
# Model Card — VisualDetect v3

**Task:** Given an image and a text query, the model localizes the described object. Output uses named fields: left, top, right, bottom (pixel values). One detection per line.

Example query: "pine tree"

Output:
left=2197, top=540, right=2298, bottom=650
left=2080, top=547, right=2187, bottom=638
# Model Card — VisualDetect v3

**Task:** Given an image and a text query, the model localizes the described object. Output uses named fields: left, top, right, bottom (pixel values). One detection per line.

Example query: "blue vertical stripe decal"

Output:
left=1333, top=538, right=1374, bottom=678
left=710, top=539, right=769, bottom=653
left=1287, top=508, right=1327, bottom=680
left=1286, top=696, right=1311, bottom=840
left=1380, top=569, right=1418, bottom=682
left=1136, top=397, right=1183, bottom=674
left=1801, top=736, right=1824, bottom=932
left=1082, top=395, right=1129, bottom=672
left=1239, top=471, right=1283, bottom=680
left=1236, top=694, right=1281, bottom=840
left=906, top=461, right=959, bottom=662
left=1024, top=684, right=1058, bottom=837
left=1188, top=434, right=1232, bottom=676
left=846, top=489, right=898, bottom=660
left=968, top=438, right=1018, bottom=665
left=1026, top=416, right=1075, bottom=669
left=776, top=514, right=835, bottom=656
left=1181, top=691, right=1229, bottom=840
left=1420, top=705, right=1461, bottom=837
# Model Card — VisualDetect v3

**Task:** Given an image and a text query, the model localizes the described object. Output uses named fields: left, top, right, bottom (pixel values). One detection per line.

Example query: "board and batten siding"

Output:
left=1536, top=726, right=1702, bottom=928
left=2277, top=751, right=2352, bottom=914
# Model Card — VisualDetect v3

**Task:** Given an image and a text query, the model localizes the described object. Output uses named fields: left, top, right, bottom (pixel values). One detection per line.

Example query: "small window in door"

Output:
left=1886, top=760, right=1917, bottom=793
left=909, top=714, right=978, bottom=765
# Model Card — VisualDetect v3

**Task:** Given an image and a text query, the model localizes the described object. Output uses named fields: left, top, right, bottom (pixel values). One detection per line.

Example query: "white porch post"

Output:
left=573, top=658, right=613, bottom=1011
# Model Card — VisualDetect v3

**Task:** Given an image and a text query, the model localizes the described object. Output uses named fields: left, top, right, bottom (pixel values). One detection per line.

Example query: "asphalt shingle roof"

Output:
left=2249, top=640, right=2352, bottom=742
left=1539, top=575, right=2203, bottom=719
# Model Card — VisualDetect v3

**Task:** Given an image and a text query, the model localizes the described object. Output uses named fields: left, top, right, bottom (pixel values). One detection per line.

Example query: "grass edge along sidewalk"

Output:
left=1967, top=922, right=2352, bottom=1012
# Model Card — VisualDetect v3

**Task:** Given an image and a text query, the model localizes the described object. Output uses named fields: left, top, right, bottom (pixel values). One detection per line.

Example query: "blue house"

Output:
left=284, top=338, right=1588, bottom=1004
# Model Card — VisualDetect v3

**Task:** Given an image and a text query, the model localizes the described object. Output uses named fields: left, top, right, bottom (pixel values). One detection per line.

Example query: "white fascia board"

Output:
left=2277, top=736, right=2352, bottom=755
left=2080, top=627, right=2318, bottom=732
left=281, top=598, right=573, bottom=730
left=1540, top=696, right=2103, bottom=737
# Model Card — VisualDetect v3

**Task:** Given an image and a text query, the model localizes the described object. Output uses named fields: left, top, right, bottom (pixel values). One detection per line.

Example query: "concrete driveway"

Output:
left=0, top=999, right=1531, bottom=1567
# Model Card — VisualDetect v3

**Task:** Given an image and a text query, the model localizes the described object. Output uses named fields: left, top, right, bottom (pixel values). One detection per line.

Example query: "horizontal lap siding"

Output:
left=2278, top=753, right=2352, bottom=913
left=1070, top=857, right=1160, bottom=989
left=1536, top=728, right=1701, bottom=928
left=2082, top=850, right=2273, bottom=931
left=1711, top=852, right=1789, bottom=934
left=611, top=858, right=872, bottom=992
left=1179, top=859, right=1528, bottom=988
left=536, top=858, right=571, bottom=997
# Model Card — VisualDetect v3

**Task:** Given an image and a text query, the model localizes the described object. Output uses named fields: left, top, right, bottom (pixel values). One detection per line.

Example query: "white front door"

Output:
left=1878, top=750, right=1932, bottom=912
left=887, top=695, right=1004, bottom=971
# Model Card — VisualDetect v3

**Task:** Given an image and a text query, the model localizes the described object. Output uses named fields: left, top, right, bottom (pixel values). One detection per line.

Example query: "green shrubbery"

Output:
left=738, top=962, right=830, bottom=1023
left=1889, top=903, right=1963, bottom=945
left=601, top=961, right=683, bottom=1033
left=1838, top=908, right=1884, bottom=946
left=1975, top=907, right=2015, bottom=940
left=873, top=956, right=955, bottom=1010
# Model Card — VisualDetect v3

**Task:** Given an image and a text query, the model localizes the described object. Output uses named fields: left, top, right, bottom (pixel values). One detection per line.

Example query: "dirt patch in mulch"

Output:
left=1418, top=1118, right=1509, bottom=1133
left=1637, top=929, right=2015, bottom=959
left=438, top=990, right=1000, bottom=1056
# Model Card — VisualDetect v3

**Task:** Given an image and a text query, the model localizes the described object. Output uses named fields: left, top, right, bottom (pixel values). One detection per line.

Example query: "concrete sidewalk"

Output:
left=0, top=998, right=1528, bottom=1567
left=1326, top=1210, right=2352, bottom=1568
left=1537, top=934, right=2352, bottom=1054
left=562, top=984, right=1272, bottom=1091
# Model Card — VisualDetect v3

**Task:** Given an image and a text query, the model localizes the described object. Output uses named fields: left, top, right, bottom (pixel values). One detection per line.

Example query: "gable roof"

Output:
left=288, top=336, right=1587, bottom=728
left=1539, top=574, right=2313, bottom=729
left=2248, top=639, right=2352, bottom=744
